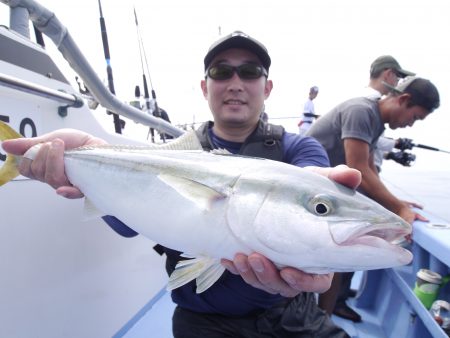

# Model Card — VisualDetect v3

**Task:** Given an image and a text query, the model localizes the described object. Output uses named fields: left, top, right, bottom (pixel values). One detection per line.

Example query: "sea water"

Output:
left=381, top=159, right=450, bottom=223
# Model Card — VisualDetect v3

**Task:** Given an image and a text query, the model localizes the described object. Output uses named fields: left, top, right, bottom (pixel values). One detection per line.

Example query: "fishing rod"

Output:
left=98, top=0, right=123, bottom=134
left=395, top=138, right=450, bottom=154
left=133, top=7, right=162, bottom=143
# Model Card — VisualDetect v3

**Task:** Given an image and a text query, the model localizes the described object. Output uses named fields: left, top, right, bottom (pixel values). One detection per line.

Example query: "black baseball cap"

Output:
left=383, top=76, right=440, bottom=112
left=370, top=55, right=415, bottom=78
left=204, top=31, right=271, bottom=71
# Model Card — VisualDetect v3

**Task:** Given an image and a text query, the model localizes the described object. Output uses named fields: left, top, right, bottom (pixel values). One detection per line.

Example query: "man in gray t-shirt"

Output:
left=306, top=76, right=439, bottom=222
left=306, top=76, right=440, bottom=322
left=307, top=97, right=384, bottom=184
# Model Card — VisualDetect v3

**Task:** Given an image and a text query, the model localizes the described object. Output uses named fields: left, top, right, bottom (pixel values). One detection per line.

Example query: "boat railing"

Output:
left=0, top=71, right=83, bottom=116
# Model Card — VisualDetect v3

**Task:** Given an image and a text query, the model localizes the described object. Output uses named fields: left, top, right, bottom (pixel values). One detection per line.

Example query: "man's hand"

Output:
left=402, top=200, right=423, bottom=210
left=221, top=164, right=361, bottom=297
left=398, top=203, right=428, bottom=224
left=2, top=129, right=106, bottom=199
left=307, top=164, right=362, bottom=190
left=222, top=253, right=333, bottom=297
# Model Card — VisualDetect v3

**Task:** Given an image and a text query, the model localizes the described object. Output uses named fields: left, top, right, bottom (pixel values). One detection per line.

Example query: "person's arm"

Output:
left=343, top=138, right=426, bottom=223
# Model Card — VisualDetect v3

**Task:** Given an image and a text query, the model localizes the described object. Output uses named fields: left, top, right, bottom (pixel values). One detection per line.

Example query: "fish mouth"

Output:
left=329, top=221, right=412, bottom=247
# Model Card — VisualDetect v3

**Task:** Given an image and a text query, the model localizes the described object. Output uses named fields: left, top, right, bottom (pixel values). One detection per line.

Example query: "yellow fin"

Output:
left=166, top=256, right=225, bottom=293
left=0, top=121, right=22, bottom=186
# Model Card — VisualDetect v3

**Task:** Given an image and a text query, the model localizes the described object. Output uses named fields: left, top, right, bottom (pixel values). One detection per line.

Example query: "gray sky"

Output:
left=1, top=0, right=449, bottom=169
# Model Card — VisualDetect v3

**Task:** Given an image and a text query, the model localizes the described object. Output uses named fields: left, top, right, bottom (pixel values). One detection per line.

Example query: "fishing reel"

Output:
left=385, top=150, right=416, bottom=167
left=395, top=138, right=414, bottom=151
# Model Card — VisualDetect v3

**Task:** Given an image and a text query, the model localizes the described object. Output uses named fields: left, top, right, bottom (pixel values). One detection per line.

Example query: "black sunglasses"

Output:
left=206, top=63, right=268, bottom=81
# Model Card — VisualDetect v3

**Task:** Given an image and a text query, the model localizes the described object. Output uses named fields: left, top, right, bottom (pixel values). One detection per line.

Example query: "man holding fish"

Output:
left=1, top=32, right=377, bottom=337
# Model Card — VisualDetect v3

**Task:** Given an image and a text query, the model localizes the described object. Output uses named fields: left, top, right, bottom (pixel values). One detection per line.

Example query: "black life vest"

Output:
left=195, top=120, right=284, bottom=161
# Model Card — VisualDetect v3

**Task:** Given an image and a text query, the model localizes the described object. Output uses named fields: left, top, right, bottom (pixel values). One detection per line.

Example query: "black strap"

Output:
left=195, top=120, right=284, bottom=161
left=239, top=121, right=284, bottom=161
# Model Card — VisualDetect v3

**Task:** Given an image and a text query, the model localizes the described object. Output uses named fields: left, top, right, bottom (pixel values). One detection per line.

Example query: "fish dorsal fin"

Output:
left=167, top=130, right=203, bottom=150
left=167, top=256, right=225, bottom=293
left=158, top=173, right=227, bottom=210
left=73, top=130, right=203, bottom=153
left=155, top=130, right=203, bottom=150
left=82, top=198, right=103, bottom=220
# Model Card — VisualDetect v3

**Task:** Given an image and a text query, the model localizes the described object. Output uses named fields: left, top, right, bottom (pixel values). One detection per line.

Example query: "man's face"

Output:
left=385, top=69, right=401, bottom=87
left=389, top=98, right=429, bottom=129
left=379, top=69, right=400, bottom=95
left=201, top=48, right=272, bottom=128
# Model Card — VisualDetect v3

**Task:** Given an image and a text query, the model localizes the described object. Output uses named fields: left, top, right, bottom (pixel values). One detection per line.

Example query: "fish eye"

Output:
left=315, top=203, right=329, bottom=215
left=308, top=194, right=334, bottom=216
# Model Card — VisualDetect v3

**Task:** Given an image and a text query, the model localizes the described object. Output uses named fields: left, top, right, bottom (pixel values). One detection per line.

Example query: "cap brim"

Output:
left=204, top=35, right=271, bottom=71
left=396, top=69, right=416, bottom=78
left=382, top=81, right=403, bottom=93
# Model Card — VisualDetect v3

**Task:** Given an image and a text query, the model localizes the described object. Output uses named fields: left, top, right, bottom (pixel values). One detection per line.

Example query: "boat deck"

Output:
left=116, top=272, right=387, bottom=338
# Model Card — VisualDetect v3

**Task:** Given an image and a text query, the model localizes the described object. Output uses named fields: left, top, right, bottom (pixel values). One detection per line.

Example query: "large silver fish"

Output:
left=0, top=121, right=412, bottom=293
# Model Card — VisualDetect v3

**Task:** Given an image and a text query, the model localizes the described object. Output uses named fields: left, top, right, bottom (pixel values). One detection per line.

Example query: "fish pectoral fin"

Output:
left=158, top=174, right=226, bottom=210
left=195, top=261, right=226, bottom=293
left=82, top=198, right=104, bottom=220
left=167, top=256, right=225, bottom=293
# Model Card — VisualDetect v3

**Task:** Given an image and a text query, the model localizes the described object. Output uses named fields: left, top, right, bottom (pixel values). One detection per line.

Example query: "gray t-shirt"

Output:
left=305, top=97, right=385, bottom=167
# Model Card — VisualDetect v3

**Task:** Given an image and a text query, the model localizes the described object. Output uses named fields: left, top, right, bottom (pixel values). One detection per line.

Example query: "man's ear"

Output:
left=201, top=79, right=208, bottom=99
left=398, top=93, right=411, bottom=106
left=264, top=79, right=273, bottom=98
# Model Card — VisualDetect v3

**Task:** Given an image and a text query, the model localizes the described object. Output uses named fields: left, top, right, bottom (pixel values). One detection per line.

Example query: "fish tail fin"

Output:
left=0, top=121, right=22, bottom=186
left=166, top=256, right=225, bottom=293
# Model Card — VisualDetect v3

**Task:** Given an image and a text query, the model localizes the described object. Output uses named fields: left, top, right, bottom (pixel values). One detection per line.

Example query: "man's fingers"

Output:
left=414, top=213, right=429, bottom=222
left=327, top=165, right=361, bottom=189
left=45, top=139, right=71, bottom=188
left=247, top=254, right=298, bottom=297
left=2, top=137, right=41, bottom=156
left=248, top=255, right=283, bottom=294
left=18, top=142, right=49, bottom=180
left=306, top=165, right=361, bottom=190
left=30, top=142, right=51, bottom=181
left=56, top=186, right=84, bottom=199
left=280, top=268, right=333, bottom=294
